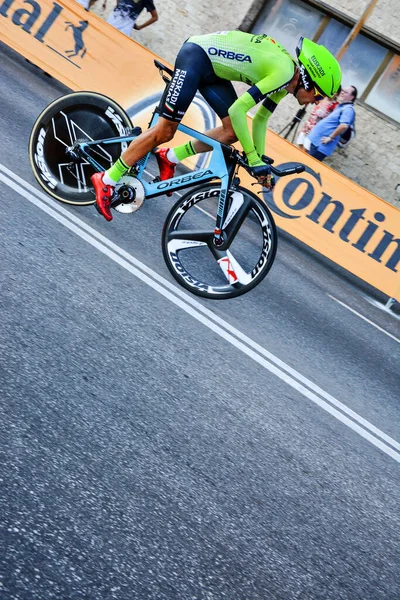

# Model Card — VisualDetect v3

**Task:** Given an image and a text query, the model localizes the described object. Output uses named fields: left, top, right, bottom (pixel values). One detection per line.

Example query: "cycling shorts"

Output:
left=160, top=42, right=237, bottom=123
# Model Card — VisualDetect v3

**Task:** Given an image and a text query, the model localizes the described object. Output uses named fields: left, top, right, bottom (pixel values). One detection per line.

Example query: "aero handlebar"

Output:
left=236, top=152, right=305, bottom=177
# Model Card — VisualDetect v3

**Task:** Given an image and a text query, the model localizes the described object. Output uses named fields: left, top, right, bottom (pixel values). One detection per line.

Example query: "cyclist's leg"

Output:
left=113, top=41, right=211, bottom=169
left=166, top=79, right=238, bottom=163
left=152, top=42, right=221, bottom=185
left=92, top=116, right=180, bottom=219
left=92, top=42, right=207, bottom=218
left=194, top=80, right=238, bottom=149
left=121, top=118, right=178, bottom=165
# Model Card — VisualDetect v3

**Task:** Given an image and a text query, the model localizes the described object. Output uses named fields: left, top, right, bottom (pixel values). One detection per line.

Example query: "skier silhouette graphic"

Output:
left=65, top=20, right=88, bottom=58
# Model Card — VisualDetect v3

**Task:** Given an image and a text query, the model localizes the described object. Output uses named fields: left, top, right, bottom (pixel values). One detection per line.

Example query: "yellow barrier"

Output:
left=1, top=0, right=399, bottom=300
left=239, top=139, right=400, bottom=301
left=0, top=0, right=163, bottom=106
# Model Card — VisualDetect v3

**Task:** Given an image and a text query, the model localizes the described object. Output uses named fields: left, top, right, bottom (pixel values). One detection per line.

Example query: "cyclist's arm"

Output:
left=228, top=69, right=293, bottom=165
left=228, top=90, right=260, bottom=161
left=252, top=90, right=287, bottom=157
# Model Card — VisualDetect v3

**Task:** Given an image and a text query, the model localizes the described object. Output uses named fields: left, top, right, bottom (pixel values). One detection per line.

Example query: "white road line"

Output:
left=1, top=164, right=399, bottom=463
left=329, top=295, right=400, bottom=343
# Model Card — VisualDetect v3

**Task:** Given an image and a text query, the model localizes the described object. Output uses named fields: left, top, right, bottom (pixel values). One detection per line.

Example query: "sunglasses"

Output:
left=313, top=88, right=324, bottom=101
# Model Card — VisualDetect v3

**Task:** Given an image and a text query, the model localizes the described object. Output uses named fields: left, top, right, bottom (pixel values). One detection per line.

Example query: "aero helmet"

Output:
left=296, top=37, right=342, bottom=97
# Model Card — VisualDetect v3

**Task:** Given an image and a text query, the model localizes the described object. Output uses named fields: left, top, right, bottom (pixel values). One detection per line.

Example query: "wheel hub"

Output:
left=112, top=176, right=146, bottom=213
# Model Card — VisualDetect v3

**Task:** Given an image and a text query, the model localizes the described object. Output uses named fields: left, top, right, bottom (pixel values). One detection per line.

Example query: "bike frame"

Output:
left=74, top=104, right=238, bottom=240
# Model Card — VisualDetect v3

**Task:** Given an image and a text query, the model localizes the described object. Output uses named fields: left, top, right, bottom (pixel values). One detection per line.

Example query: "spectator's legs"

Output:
left=307, top=143, right=327, bottom=161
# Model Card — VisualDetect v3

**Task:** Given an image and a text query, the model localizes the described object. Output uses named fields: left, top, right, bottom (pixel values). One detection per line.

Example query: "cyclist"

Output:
left=91, top=31, right=341, bottom=221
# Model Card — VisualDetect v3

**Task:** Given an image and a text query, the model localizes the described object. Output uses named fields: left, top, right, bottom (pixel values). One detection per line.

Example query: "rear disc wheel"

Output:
left=28, top=91, right=133, bottom=205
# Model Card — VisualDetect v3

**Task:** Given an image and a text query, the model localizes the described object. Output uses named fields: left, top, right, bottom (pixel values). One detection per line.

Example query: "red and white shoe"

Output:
left=154, top=148, right=177, bottom=197
left=91, top=172, right=114, bottom=221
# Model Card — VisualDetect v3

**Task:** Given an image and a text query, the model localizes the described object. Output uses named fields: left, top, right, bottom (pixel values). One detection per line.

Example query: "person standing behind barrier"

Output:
left=306, top=86, right=357, bottom=161
left=106, top=0, right=158, bottom=37
left=74, top=0, right=107, bottom=10
left=296, top=94, right=338, bottom=151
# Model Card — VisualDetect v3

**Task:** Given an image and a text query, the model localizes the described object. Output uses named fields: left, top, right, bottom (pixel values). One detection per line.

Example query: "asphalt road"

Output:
left=0, top=43, right=399, bottom=600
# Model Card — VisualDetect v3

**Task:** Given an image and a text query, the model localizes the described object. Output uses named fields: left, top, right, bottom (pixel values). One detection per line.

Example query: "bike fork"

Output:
left=213, top=152, right=239, bottom=246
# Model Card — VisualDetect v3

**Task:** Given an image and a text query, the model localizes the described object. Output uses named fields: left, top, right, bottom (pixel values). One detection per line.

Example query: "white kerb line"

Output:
left=1, top=164, right=399, bottom=463
left=329, top=295, right=400, bottom=343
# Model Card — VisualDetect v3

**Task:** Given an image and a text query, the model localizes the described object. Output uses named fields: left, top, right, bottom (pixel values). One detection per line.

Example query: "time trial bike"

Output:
left=29, top=59, right=305, bottom=299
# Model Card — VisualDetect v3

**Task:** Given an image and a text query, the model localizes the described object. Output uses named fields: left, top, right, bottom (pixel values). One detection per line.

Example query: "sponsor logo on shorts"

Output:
left=165, top=68, right=187, bottom=113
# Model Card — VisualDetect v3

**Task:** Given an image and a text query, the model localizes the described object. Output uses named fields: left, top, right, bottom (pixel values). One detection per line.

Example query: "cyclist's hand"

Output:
left=245, top=151, right=275, bottom=191
left=249, top=163, right=275, bottom=191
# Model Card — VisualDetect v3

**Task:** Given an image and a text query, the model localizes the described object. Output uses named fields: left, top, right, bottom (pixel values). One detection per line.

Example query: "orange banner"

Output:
left=0, top=0, right=165, bottom=106
left=0, top=0, right=207, bottom=149
left=1, top=0, right=399, bottom=299
left=240, top=137, right=400, bottom=301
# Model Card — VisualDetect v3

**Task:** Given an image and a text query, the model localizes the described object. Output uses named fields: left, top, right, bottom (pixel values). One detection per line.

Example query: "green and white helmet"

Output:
left=296, top=37, right=342, bottom=97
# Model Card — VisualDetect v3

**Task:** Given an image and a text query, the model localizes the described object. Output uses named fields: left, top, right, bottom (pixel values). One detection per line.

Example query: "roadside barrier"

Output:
left=1, top=0, right=399, bottom=301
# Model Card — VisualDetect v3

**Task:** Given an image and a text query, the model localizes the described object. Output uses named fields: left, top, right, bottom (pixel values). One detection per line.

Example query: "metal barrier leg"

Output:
left=385, top=297, right=396, bottom=310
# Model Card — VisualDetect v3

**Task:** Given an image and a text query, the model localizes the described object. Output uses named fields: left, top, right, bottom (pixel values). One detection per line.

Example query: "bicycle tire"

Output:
left=162, top=183, right=278, bottom=299
left=28, top=91, right=133, bottom=206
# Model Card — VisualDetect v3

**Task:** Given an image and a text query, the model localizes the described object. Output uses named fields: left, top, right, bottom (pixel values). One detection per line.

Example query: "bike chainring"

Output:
left=111, top=176, right=145, bottom=214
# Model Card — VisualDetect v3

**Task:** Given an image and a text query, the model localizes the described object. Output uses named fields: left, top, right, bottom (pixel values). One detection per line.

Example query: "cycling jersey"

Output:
left=160, top=31, right=296, bottom=160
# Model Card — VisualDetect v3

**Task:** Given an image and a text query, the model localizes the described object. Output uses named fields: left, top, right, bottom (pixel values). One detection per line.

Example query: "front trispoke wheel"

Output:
left=162, top=184, right=277, bottom=299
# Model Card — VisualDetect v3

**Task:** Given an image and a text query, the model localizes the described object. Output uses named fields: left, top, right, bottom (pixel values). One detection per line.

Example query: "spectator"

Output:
left=107, top=0, right=158, bottom=37
left=296, top=94, right=338, bottom=151
left=74, top=0, right=106, bottom=10
left=306, top=86, right=357, bottom=161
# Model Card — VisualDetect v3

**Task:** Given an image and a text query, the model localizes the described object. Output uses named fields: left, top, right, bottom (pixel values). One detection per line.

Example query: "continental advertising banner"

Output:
left=1, top=0, right=399, bottom=300
left=0, top=0, right=164, bottom=106
left=240, top=140, right=400, bottom=301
